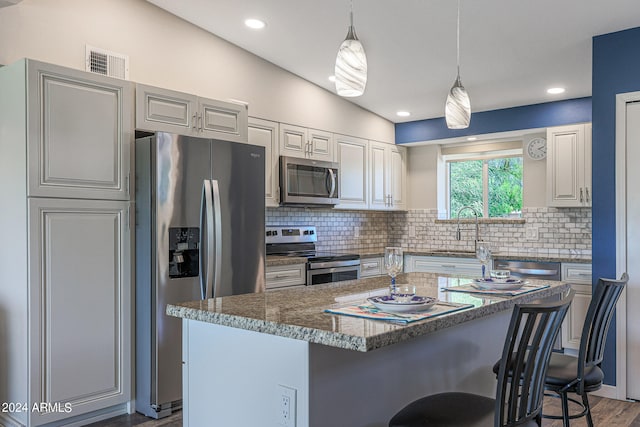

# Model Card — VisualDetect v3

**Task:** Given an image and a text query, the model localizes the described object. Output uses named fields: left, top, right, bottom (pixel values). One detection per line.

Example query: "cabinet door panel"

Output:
left=28, top=199, right=131, bottom=425
left=200, top=98, right=248, bottom=143
left=248, top=118, right=279, bottom=207
left=309, top=129, right=334, bottom=161
left=369, top=142, right=388, bottom=209
left=584, top=123, right=592, bottom=206
left=135, top=83, right=197, bottom=133
left=389, top=146, right=407, bottom=210
left=280, top=124, right=307, bottom=157
left=28, top=63, right=132, bottom=200
left=547, top=124, right=589, bottom=207
left=336, top=135, right=368, bottom=209
left=561, top=285, right=591, bottom=350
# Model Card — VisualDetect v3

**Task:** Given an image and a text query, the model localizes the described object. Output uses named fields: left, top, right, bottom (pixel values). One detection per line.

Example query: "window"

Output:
left=446, top=150, right=523, bottom=219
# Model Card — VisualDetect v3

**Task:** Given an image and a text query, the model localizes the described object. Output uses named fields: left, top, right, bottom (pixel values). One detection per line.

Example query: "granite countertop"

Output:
left=167, top=272, right=570, bottom=352
left=266, top=255, right=308, bottom=267
left=267, top=251, right=591, bottom=266
left=404, top=250, right=591, bottom=264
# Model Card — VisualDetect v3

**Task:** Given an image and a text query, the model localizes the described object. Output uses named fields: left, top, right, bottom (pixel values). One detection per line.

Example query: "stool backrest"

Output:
left=495, top=290, right=574, bottom=427
left=577, top=273, right=628, bottom=393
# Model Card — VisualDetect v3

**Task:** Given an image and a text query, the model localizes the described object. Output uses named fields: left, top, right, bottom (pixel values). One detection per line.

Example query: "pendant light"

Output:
left=445, top=0, right=471, bottom=129
left=335, top=0, right=367, bottom=97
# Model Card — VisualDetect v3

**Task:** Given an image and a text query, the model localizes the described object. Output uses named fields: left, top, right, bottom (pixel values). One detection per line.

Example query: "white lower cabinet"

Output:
left=404, top=255, right=483, bottom=277
left=360, top=256, right=384, bottom=277
left=561, top=263, right=592, bottom=352
left=26, top=198, right=132, bottom=426
left=266, top=264, right=306, bottom=289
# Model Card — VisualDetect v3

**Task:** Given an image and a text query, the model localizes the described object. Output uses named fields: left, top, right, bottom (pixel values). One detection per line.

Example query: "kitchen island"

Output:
left=167, top=273, right=569, bottom=427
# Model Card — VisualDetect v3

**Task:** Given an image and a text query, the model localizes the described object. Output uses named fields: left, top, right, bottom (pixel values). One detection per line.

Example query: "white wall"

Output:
left=407, top=133, right=548, bottom=211
left=522, top=133, right=547, bottom=207
left=407, top=145, right=439, bottom=209
left=0, top=0, right=394, bottom=142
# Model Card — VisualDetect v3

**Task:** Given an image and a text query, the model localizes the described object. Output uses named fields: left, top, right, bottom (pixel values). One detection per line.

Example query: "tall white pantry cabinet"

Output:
left=0, top=59, right=133, bottom=426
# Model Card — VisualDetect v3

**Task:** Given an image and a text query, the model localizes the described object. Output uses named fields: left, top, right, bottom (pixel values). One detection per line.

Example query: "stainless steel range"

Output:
left=266, top=226, right=360, bottom=285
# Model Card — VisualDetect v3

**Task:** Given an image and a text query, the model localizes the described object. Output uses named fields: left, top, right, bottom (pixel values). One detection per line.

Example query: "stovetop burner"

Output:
left=265, top=226, right=360, bottom=264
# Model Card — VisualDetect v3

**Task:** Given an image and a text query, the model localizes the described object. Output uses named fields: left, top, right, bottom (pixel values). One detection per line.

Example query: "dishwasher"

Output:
left=492, top=260, right=561, bottom=281
left=493, top=259, right=564, bottom=350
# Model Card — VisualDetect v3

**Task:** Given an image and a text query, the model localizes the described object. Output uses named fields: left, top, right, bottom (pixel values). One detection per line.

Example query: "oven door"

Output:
left=307, top=265, right=360, bottom=285
left=280, top=156, right=339, bottom=205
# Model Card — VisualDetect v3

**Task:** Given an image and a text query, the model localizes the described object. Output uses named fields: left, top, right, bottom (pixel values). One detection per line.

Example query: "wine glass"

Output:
left=476, top=243, right=492, bottom=279
left=384, top=247, right=404, bottom=293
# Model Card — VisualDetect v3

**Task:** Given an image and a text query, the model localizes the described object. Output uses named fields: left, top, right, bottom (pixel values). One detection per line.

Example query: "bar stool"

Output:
left=388, top=289, right=575, bottom=427
left=543, top=273, right=628, bottom=427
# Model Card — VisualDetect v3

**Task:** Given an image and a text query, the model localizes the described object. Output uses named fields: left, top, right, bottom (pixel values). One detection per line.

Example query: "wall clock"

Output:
left=526, top=137, right=547, bottom=160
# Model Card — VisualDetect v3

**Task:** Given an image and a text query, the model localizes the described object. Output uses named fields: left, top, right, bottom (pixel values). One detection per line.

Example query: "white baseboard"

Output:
left=591, top=384, right=619, bottom=400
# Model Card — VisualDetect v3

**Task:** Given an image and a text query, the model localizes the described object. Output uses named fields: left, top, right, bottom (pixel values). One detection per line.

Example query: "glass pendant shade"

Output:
left=335, top=25, right=367, bottom=97
left=445, top=74, right=471, bottom=129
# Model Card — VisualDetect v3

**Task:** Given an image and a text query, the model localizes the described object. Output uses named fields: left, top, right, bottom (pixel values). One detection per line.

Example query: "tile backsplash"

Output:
left=266, top=207, right=592, bottom=256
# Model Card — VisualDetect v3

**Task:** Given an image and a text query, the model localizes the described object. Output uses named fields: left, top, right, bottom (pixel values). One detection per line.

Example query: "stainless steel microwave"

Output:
left=279, top=156, right=339, bottom=206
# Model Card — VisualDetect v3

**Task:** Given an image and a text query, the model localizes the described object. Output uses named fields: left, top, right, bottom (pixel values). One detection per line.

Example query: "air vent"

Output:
left=85, top=45, right=129, bottom=80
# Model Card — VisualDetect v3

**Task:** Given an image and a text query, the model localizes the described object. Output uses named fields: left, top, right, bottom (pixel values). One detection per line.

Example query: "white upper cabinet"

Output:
left=389, top=145, right=407, bottom=210
left=26, top=60, right=133, bottom=200
left=369, top=141, right=407, bottom=210
left=546, top=123, right=592, bottom=207
left=135, top=83, right=248, bottom=143
left=248, top=117, right=280, bottom=207
left=279, top=123, right=334, bottom=162
left=369, top=141, right=388, bottom=209
left=335, top=134, right=368, bottom=209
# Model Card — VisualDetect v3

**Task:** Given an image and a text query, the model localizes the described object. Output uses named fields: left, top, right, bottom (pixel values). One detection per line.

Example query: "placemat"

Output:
left=324, top=301, right=474, bottom=324
left=442, top=282, right=551, bottom=296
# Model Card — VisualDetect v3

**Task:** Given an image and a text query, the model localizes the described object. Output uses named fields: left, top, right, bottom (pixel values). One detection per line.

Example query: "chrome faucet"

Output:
left=456, top=206, right=481, bottom=251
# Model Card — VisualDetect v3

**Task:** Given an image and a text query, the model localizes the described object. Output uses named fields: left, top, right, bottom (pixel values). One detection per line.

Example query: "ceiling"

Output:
left=146, top=0, right=640, bottom=124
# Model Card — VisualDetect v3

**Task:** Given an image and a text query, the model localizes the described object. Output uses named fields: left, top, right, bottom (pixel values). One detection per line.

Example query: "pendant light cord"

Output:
left=350, top=0, right=354, bottom=27
left=456, top=0, right=461, bottom=77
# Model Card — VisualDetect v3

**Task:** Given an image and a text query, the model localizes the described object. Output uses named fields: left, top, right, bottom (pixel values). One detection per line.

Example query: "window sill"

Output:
left=435, top=218, right=526, bottom=225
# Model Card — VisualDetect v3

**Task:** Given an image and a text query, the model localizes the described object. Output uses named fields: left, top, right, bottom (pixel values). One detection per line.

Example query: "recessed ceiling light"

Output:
left=396, top=111, right=411, bottom=117
left=244, top=18, right=266, bottom=29
left=467, top=137, right=477, bottom=141
left=328, top=75, right=336, bottom=82
left=547, top=87, right=565, bottom=95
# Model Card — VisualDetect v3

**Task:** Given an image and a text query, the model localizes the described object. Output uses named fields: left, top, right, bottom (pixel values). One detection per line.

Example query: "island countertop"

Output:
left=167, top=272, right=570, bottom=352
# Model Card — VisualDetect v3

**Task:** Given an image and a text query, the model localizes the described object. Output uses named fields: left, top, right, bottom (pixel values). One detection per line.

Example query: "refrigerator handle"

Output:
left=211, top=180, right=223, bottom=298
left=200, top=180, right=214, bottom=300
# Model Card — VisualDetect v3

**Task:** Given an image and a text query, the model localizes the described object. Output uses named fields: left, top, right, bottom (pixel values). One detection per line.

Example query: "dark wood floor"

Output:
left=87, top=394, right=640, bottom=426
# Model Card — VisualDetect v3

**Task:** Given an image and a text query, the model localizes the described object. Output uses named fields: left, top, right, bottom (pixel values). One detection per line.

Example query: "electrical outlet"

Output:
left=525, top=227, right=539, bottom=240
left=277, top=385, right=296, bottom=427
left=353, top=227, right=360, bottom=238
left=408, top=225, right=416, bottom=238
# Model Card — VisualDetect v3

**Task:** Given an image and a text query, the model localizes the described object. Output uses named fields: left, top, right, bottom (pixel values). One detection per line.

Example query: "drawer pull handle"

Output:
left=441, top=264, right=456, bottom=268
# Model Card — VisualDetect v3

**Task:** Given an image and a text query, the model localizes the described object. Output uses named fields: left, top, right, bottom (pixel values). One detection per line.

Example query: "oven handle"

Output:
left=308, top=259, right=360, bottom=269
left=307, top=265, right=360, bottom=285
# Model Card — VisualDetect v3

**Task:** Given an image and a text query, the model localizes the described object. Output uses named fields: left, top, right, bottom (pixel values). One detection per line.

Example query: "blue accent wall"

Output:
left=395, top=98, right=592, bottom=144
left=592, top=26, right=640, bottom=386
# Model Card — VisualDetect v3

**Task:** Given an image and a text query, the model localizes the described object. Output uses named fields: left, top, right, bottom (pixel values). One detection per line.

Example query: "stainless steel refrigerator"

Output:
left=135, top=132, right=265, bottom=418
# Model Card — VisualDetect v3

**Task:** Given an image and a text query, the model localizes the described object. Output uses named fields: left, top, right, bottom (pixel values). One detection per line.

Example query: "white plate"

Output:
left=473, top=278, right=525, bottom=291
left=367, top=296, right=437, bottom=313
